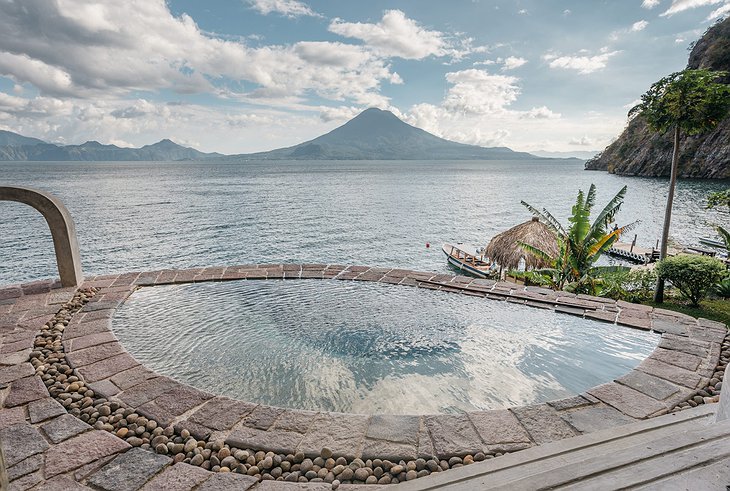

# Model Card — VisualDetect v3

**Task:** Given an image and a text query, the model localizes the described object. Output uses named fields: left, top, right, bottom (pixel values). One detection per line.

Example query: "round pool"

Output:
left=113, top=279, right=657, bottom=414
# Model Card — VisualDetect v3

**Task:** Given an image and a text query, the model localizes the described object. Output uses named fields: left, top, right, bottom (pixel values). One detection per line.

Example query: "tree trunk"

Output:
left=653, top=124, right=681, bottom=303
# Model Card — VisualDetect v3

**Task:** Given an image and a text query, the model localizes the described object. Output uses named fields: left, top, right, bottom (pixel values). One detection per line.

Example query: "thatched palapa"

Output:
left=485, top=217, right=559, bottom=270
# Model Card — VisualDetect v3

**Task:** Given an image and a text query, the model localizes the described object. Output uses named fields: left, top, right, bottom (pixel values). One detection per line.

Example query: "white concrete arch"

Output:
left=1, top=186, right=83, bottom=287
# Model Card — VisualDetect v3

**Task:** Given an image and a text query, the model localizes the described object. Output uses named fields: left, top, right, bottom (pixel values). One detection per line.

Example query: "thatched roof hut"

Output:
left=485, top=217, right=559, bottom=271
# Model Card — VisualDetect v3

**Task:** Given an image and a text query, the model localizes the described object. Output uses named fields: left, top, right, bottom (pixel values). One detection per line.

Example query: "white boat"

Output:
left=699, top=237, right=726, bottom=249
left=442, top=243, right=493, bottom=278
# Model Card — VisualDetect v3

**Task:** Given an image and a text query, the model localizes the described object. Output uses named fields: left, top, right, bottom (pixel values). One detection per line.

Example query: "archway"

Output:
left=0, top=186, right=83, bottom=287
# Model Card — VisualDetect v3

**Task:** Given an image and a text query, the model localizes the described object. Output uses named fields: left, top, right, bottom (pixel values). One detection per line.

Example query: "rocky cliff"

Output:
left=585, top=17, right=730, bottom=179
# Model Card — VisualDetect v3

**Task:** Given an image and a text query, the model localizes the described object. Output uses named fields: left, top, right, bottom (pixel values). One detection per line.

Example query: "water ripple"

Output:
left=113, top=279, right=658, bottom=414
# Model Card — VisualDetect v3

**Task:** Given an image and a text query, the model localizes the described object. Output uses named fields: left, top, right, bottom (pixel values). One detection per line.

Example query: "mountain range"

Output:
left=0, top=109, right=543, bottom=162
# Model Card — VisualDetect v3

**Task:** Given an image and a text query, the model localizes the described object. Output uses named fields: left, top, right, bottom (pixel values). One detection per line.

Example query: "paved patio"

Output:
left=1, top=264, right=727, bottom=490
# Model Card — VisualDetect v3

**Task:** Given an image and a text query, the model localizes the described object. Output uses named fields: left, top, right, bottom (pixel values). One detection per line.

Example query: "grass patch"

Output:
left=642, top=297, right=730, bottom=327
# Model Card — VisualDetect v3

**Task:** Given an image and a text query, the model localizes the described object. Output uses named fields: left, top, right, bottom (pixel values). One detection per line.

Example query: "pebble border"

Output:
left=1, top=264, right=727, bottom=490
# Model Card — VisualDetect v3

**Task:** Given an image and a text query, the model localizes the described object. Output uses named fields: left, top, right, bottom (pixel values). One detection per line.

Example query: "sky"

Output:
left=0, top=0, right=728, bottom=156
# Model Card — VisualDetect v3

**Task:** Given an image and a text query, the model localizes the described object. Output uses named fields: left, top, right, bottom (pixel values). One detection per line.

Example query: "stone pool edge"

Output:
left=1, top=264, right=727, bottom=489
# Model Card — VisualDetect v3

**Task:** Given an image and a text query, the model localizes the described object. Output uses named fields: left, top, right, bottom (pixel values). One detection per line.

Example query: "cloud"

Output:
left=318, top=106, right=364, bottom=122
left=631, top=20, right=649, bottom=31
left=543, top=49, right=621, bottom=74
left=520, top=106, right=561, bottom=119
left=247, top=0, right=320, bottom=17
left=502, top=56, right=528, bottom=70
left=329, top=10, right=456, bottom=60
left=707, top=3, right=730, bottom=19
left=0, top=0, right=401, bottom=107
left=660, top=0, right=725, bottom=16
left=642, top=0, right=661, bottom=8
left=442, top=69, right=520, bottom=114
left=569, top=136, right=594, bottom=146
left=329, top=10, right=490, bottom=61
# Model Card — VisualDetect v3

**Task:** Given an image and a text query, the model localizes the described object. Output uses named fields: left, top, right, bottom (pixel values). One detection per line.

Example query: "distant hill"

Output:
left=232, top=108, right=540, bottom=160
left=530, top=150, right=597, bottom=160
left=585, top=17, right=730, bottom=178
left=0, top=109, right=542, bottom=162
left=0, top=130, right=45, bottom=147
left=0, top=133, right=220, bottom=161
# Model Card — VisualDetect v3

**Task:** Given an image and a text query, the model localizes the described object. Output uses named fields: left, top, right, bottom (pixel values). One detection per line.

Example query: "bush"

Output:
left=656, top=255, right=727, bottom=306
left=715, top=277, right=730, bottom=298
left=598, top=269, right=657, bottom=302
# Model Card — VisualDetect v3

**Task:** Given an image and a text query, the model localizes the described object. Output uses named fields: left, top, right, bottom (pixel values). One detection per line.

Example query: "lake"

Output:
left=1, top=159, right=728, bottom=285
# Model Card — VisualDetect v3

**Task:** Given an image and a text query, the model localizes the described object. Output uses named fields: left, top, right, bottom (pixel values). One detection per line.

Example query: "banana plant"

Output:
left=518, top=184, right=637, bottom=294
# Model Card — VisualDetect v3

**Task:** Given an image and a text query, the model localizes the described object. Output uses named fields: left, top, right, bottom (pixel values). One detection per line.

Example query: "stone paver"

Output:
left=195, top=472, right=258, bottom=491
left=0, top=362, right=34, bottom=384
left=62, top=331, right=118, bottom=353
left=41, top=413, right=92, bottom=443
left=649, top=347, right=703, bottom=371
left=188, top=397, right=256, bottom=431
left=7, top=453, right=43, bottom=481
left=510, top=404, right=578, bottom=445
left=560, top=404, right=636, bottom=433
left=617, top=370, right=685, bottom=401
left=35, top=475, right=94, bottom=490
left=0, top=423, right=50, bottom=467
left=423, top=414, right=483, bottom=457
left=136, top=385, right=213, bottom=427
left=139, top=462, right=211, bottom=490
left=226, top=426, right=304, bottom=455
left=636, top=357, right=705, bottom=389
left=9, top=471, right=43, bottom=490
left=270, top=409, right=317, bottom=434
left=87, top=379, right=121, bottom=399
left=298, top=413, right=369, bottom=459
left=63, top=319, right=112, bottom=340
left=86, top=448, right=171, bottom=491
left=109, top=365, right=158, bottom=390
left=44, top=430, right=131, bottom=478
left=547, top=395, right=594, bottom=411
left=469, top=410, right=532, bottom=450
left=657, top=335, right=709, bottom=357
left=587, top=382, right=668, bottom=419
left=115, top=376, right=179, bottom=408
left=28, top=397, right=67, bottom=424
left=365, top=414, right=420, bottom=445
left=66, top=341, right=125, bottom=368
left=242, top=404, right=285, bottom=430
left=0, top=406, right=27, bottom=430
left=4, top=376, right=49, bottom=407
left=76, top=352, right=139, bottom=383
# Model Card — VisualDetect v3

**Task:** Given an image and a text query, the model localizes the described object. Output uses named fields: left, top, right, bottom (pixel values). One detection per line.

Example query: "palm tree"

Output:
left=519, top=184, right=635, bottom=294
left=629, top=69, right=730, bottom=302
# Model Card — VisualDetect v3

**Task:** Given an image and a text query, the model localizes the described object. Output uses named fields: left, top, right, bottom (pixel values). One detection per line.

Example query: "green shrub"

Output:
left=656, top=255, right=727, bottom=306
left=715, top=277, right=730, bottom=298
left=598, top=269, right=657, bottom=302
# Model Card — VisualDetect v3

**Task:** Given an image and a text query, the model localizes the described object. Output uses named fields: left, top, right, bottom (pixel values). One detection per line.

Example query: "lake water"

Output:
left=1, top=159, right=728, bottom=285
left=114, top=279, right=658, bottom=414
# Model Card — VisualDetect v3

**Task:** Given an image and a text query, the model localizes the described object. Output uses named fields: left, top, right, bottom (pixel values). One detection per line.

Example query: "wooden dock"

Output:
left=393, top=404, right=730, bottom=490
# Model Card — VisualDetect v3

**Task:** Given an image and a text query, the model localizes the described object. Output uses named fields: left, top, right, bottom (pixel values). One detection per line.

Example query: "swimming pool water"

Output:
left=113, top=279, right=658, bottom=414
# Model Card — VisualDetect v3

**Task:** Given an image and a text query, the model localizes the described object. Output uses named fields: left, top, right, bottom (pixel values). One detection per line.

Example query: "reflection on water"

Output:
left=113, top=279, right=658, bottom=414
